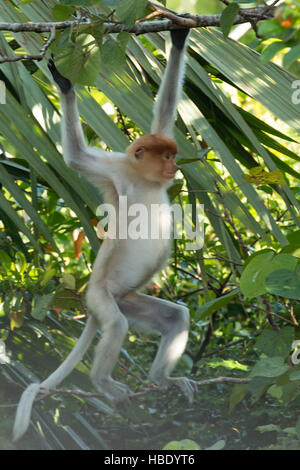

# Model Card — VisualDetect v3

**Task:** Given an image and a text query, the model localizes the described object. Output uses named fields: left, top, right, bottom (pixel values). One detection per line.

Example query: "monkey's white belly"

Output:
left=90, top=185, right=173, bottom=296
left=91, top=231, right=171, bottom=296
left=106, top=236, right=170, bottom=295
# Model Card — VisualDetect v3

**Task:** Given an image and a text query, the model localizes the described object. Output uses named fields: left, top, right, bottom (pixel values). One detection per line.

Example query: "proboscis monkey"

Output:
left=13, top=29, right=196, bottom=442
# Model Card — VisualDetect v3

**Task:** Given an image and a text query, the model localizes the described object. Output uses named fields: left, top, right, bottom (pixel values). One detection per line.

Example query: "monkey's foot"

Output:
left=93, top=376, right=131, bottom=402
left=157, top=377, right=197, bottom=404
left=48, top=58, right=72, bottom=94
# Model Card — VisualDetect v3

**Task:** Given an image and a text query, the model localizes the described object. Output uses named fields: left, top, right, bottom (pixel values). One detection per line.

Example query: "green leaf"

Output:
left=52, top=5, right=74, bottom=21
left=240, top=250, right=274, bottom=298
left=52, top=288, right=82, bottom=310
left=255, top=327, right=295, bottom=358
left=257, top=424, right=281, bottom=433
left=237, top=106, right=296, bottom=142
left=17, top=0, right=36, bottom=4
left=281, top=382, right=298, bottom=403
left=117, top=32, right=130, bottom=49
left=290, top=370, right=300, bottom=381
left=196, top=289, right=239, bottom=320
left=163, top=439, right=200, bottom=450
left=0, top=249, right=12, bottom=272
left=265, top=268, right=300, bottom=300
left=248, top=376, right=274, bottom=402
left=100, top=38, right=126, bottom=71
left=31, top=294, right=54, bottom=321
left=0, top=162, right=59, bottom=253
left=167, top=181, right=183, bottom=201
left=190, top=28, right=300, bottom=135
left=251, top=356, right=289, bottom=378
left=15, top=252, right=27, bottom=275
left=287, top=230, right=300, bottom=245
left=0, top=192, right=42, bottom=254
left=240, top=252, right=297, bottom=299
left=116, top=0, right=148, bottom=26
left=220, top=3, right=239, bottom=38
left=0, top=104, right=100, bottom=253
left=257, top=19, right=283, bottom=36
left=283, top=44, right=300, bottom=69
left=280, top=244, right=300, bottom=258
left=62, top=273, right=76, bottom=290
left=261, top=41, right=287, bottom=64
left=56, top=34, right=101, bottom=86
left=40, top=267, right=57, bottom=286
left=177, top=157, right=205, bottom=165
left=205, top=440, right=226, bottom=450
left=102, top=0, right=121, bottom=6
left=229, top=384, right=248, bottom=412
left=242, top=167, right=285, bottom=185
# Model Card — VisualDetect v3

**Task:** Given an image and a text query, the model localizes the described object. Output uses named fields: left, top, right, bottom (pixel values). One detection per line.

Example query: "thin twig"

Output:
left=0, top=26, right=56, bottom=64
left=196, top=376, right=250, bottom=386
left=261, top=294, right=279, bottom=331
left=170, top=263, right=220, bottom=295
left=214, top=181, right=249, bottom=258
left=240, top=299, right=296, bottom=326
left=199, top=332, right=260, bottom=359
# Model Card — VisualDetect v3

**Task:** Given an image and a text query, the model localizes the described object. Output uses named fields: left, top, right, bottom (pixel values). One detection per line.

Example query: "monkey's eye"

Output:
left=164, top=153, right=171, bottom=160
left=135, top=147, right=144, bottom=159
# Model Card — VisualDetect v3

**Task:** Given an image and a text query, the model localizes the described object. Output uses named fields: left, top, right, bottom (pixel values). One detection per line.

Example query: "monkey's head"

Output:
left=126, top=134, right=179, bottom=184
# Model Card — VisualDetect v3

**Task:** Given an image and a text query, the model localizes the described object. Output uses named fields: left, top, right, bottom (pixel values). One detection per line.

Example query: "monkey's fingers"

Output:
left=171, top=29, right=190, bottom=50
left=48, top=58, right=72, bottom=94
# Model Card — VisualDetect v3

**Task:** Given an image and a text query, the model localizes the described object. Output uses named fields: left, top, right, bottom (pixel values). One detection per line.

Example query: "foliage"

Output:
left=0, top=0, right=299, bottom=451
left=256, top=1, right=300, bottom=75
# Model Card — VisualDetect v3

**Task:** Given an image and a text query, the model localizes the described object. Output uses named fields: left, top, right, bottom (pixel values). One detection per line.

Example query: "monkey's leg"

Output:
left=86, top=286, right=130, bottom=401
left=118, top=293, right=197, bottom=403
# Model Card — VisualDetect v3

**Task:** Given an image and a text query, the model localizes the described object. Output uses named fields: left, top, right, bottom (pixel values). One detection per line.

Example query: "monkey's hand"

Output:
left=171, top=28, right=190, bottom=50
left=48, top=58, right=72, bottom=94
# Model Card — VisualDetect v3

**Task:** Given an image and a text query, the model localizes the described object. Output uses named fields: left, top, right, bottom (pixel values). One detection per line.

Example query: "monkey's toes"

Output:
left=169, top=377, right=197, bottom=404
left=93, top=377, right=132, bottom=403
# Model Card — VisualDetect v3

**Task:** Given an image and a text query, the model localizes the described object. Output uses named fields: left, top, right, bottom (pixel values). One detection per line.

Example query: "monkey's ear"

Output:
left=134, top=146, right=145, bottom=159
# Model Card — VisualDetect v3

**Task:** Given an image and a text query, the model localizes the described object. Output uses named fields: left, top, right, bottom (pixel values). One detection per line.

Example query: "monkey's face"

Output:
left=126, top=134, right=179, bottom=184
left=129, top=147, right=178, bottom=184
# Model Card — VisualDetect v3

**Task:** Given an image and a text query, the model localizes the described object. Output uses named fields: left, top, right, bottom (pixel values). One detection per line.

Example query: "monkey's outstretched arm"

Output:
left=151, top=29, right=189, bottom=138
left=48, top=59, right=123, bottom=183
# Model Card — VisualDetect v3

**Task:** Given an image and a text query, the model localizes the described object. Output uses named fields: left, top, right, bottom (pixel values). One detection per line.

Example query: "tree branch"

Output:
left=0, top=7, right=274, bottom=35
left=0, top=26, right=56, bottom=64
left=0, top=376, right=251, bottom=409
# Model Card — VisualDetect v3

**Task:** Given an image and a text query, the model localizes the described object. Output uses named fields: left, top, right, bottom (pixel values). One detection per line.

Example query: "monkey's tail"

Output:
left=13, top=316, right=98, bottom=441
